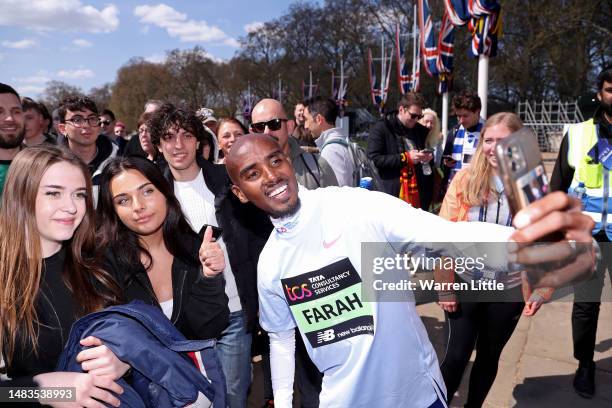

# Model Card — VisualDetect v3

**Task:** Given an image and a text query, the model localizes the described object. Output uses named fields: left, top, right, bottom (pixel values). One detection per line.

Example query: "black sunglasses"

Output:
left=250, top=118, right=286, bottom=133
left=409, top=112, right=424, bottom=120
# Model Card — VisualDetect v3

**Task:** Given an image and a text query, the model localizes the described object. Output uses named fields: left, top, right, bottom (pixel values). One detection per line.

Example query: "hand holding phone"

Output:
left=443, top=155, right=457, bottom=167
left=496, top=127, right=596, bottom=290
left=494, top=127, right=550, bottom=215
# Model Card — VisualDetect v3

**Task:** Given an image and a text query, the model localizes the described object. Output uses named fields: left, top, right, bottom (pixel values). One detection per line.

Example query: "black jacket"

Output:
left=103, top=232, right=230, bottom=340
left=367, top=113, right=433, bottom=209
left=164, top=157, right=273, bottom=332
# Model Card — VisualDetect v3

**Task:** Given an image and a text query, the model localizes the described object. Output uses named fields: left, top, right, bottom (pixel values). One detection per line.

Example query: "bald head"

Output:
left=250, top=98, right=290, bottom=154
left=252, top=99, right=287, bottom=120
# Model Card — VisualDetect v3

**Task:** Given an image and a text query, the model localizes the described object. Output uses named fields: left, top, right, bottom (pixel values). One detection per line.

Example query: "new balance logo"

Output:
left=317, top=329, right=335, bottom=344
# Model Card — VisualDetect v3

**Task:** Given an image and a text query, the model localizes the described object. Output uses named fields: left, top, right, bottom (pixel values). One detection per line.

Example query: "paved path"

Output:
left=248, top=278, right=612, bottom=407
left=417, top=276, right=612, bottom=407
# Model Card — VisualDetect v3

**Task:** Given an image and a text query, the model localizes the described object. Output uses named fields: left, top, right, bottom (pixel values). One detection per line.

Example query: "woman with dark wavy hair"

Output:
left=96, top=156, right=229, bottom=342
left=0, top=145, right=126, bottom=407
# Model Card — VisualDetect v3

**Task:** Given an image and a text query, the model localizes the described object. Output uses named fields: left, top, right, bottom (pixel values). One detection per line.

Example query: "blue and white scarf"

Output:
left=450, top=118, right=484, bottom=180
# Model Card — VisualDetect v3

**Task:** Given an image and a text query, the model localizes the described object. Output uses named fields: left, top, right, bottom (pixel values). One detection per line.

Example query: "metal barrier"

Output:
left=517, top=100, right=584, bottom=152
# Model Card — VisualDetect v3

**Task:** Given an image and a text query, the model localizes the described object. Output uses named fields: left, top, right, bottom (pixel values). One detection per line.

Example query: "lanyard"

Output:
left=478, top=194, right=512, bottom=226
left=592, top=124, right=611, bottom=233
left=604, top=168, right=609, bottom=234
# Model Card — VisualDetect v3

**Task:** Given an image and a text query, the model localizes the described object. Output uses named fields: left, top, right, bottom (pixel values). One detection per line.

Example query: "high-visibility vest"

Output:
left=567, top=118, right=612, bottom=239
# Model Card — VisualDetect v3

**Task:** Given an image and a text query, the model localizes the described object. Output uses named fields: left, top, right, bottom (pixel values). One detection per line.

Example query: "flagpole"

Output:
left=380, top=34, right=386, bottom=114
left=442, top=92, right=449, bottom=142
left=339, top=57, right=345, bottom=117
left=477, top=54, right=488, bottom=119
left=412, top=3, right=417, bottom=85
left=309, top=66, right=313, bottom=99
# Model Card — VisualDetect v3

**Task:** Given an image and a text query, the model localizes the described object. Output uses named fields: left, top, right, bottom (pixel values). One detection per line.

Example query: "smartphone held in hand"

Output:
left=495, top=127, right=550, bottom=215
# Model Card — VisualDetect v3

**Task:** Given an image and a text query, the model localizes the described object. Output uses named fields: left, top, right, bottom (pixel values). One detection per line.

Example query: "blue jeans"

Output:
left=216, top=311, right=252, bottom=408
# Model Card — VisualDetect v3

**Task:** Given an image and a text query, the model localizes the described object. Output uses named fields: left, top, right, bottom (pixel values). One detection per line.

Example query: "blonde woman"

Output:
left=420, top=108, right=445, bottom=212
left=0, top=146, right=127, bottom=407
left=420, top=108, right=444, bottom=166
left=436, top=112, right=551, bottom=407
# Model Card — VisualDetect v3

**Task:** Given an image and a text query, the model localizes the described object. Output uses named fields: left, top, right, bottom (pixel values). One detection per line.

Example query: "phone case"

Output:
left=495, top=127, right=550, bottom=215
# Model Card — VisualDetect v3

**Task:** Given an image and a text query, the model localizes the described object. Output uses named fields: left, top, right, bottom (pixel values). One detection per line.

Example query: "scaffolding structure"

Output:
left=516, top=100, right=584, bottom=152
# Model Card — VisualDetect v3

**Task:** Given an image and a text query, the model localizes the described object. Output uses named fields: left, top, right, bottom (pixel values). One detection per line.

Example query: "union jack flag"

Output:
left=412, top=42, right=421, bottom=92
left=443, top=0, right=501, bottom=57
left=443, top=0, right=471, bottom=25
left=470, top=0, right=501, bottom=16
left=436, top=12, right=455, bottom=93
left=367, top=48, right=393, bottom=112
left=417, top=0, right=438, bottom=77
left=395, top=23, right=412, bottom=94
left=242, top=91, right=253, bottom=122
left=331, top=71, right=348, bottom=105
left=367, top=48, right=380, bottom=107
left=468, top=8, right=501, bottom=57
left=302, top=79, right=318, bottom=101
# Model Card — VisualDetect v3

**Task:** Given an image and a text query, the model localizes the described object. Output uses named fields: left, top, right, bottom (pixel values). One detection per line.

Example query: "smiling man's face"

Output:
left=0, top=92, right=25, bottom=149
left=227, top=134, right=300, bottom=219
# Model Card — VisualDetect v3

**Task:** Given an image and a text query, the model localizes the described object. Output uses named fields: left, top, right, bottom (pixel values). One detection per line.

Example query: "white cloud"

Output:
left=57, top=68, right=94, bottom=79
left=14, top=75, right=50, bottom=84
left=144, top=53, right=166, bottom=63
left=2, top=39, right=37, bottom=49
left=73, top=38, right=92, bottom=48
left=134, top=4, right=238, bottom=47
left=0, top=53, right=5, bottom=61
left=0, top=0, right=119, bottom=33
left=16, top=85, right=46, bottom=96
left=203, top=52, right=224, bottom=64
left=244, top=21, right=264, bottom=34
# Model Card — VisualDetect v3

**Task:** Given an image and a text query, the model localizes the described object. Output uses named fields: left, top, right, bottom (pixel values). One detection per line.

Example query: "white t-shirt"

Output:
left=174, top=169, right=241, bottom=312
left=258, top=186, right=512, bottom=407
left=160, top=298, right=173, bottom=320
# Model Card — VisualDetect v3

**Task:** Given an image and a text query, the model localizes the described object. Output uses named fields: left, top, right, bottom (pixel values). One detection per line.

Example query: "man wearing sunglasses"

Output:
left=57, top=96, right=118, bottom=201
left=99, top=108, right=117, bottom=142
left=251, top=99, right=338, bottom=190
left=367, top=92, right=434, bottom=210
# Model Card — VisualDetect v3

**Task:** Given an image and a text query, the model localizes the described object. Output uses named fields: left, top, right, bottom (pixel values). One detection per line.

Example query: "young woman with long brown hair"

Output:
left=0, top=145, right=127, bottom=407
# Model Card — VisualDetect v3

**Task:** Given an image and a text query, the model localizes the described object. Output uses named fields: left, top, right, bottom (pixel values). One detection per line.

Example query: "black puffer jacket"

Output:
left=163, top=157, right=273, bottom=332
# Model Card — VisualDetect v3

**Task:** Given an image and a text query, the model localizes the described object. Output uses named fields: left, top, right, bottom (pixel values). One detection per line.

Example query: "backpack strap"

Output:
left=321, top=138, right=349, bottom=150
left=300, top=152, right=322, bottom=188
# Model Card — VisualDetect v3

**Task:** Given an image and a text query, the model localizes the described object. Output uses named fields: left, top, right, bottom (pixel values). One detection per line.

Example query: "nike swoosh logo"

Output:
left=323, top=234, right=342, bottom=249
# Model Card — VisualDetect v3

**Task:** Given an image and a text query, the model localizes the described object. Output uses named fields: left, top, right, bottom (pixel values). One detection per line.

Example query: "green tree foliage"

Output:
left=109, top=58, right=174, bottom=130
left=41, top=0, right=610, bottom=127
